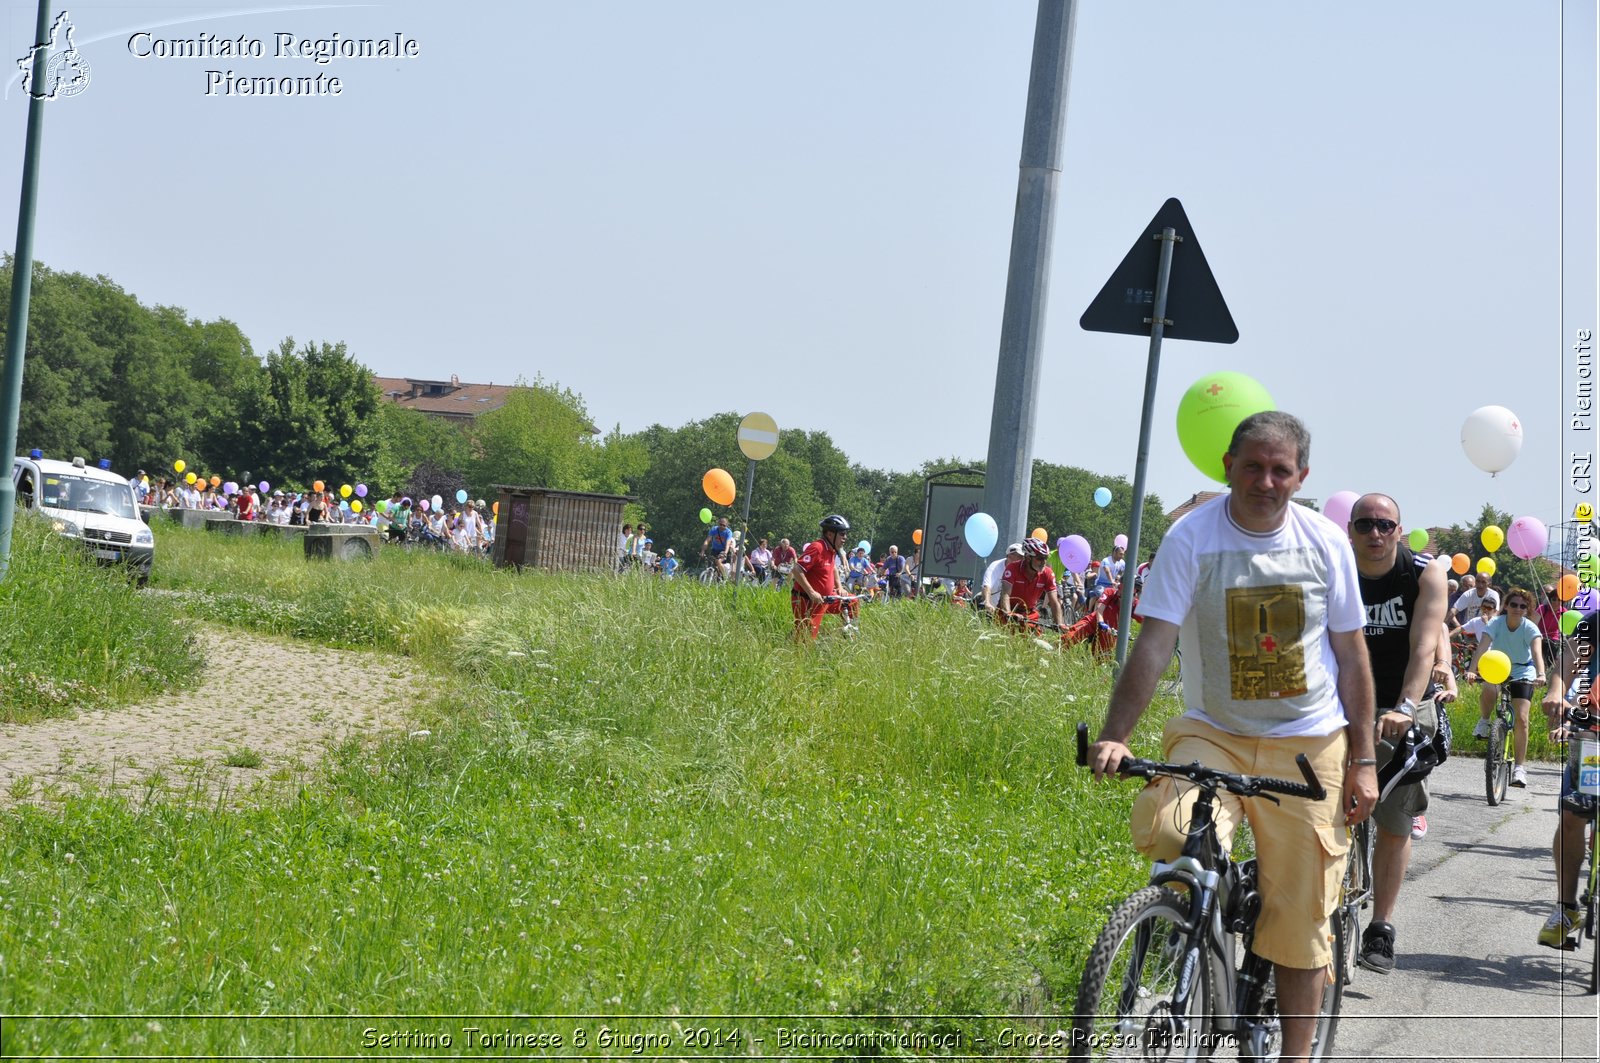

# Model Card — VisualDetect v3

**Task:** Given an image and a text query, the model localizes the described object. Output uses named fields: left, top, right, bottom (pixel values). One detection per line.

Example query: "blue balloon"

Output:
left=964, top=512, right=999, bottom=558
left=456, top=488, right=468, bottom=504
left=1094, top=486, right=1112, bottom=508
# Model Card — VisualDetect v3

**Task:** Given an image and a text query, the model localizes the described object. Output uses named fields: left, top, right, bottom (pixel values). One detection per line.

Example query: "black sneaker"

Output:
left=1358, top=921, right=1396, bottom=975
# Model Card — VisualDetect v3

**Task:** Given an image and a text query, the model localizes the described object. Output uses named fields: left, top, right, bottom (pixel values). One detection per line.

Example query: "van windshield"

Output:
left=39, top=474, right=137, bottom=520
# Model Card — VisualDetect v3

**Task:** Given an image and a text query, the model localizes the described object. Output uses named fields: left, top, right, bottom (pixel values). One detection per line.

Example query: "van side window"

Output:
left=17, top=472, right=32, bottom=508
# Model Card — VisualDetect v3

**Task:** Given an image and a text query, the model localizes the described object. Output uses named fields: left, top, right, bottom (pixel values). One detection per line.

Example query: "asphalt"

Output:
left=1335, top=750, right=1600, bottom=1061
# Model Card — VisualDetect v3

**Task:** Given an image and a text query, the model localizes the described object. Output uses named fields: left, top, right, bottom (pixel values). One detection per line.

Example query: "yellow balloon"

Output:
left=351, top=500, right=363, bottom=513
left=1031, top=527, right=1048, bottom=542
left=340, top=484, right=353, bottom=499
left=1476, top=556, right=1496, bottom=577
left=184, top=472, right=196, bottom=484
left=1576, top=502, right=1594, bottom=524
left=173, top=459, right=186, bottom=473
left=1480, top=525, right=1504, bottom=553
left=1478, top=649, right=1511, bottom=686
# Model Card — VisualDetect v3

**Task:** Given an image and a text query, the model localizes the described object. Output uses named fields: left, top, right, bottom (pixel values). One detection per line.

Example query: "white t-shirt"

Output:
left=1138, top=495, right=1365, bottom=738
left=982, top=557, right=1009, bottom=598
left=1453, top=587, right=1500, bottom=617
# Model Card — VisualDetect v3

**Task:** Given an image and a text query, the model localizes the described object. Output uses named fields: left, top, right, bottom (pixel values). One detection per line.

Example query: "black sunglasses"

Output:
left=1507, top=600, right=1529, bottom=609
left=1351, top=518, right=1399, bottom=535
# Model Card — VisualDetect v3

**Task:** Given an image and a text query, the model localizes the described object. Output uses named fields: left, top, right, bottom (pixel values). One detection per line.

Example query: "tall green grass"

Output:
left=2, top=528, right=1173, bottom=1054
left=35, top=528, right=1534, bottom=1054
left=0, top=515, right=198, bottom=723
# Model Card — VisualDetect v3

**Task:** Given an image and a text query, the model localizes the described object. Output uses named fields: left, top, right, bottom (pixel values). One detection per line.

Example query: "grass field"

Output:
left=0, top=525, right=1565, bottom=1055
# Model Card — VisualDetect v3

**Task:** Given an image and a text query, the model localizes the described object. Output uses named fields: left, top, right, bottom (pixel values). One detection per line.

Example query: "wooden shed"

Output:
left=491, top=485, right=631, bottom=573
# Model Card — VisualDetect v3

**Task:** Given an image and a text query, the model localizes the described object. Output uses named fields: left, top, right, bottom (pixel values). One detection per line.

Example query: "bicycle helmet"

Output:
left=820, top=514, right=850, bottom=533
left=1020, top=538, right=1049, bottom=559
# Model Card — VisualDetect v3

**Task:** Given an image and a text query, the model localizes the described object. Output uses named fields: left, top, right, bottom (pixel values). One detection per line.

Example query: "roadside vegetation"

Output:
left=0, top=525, right=1560, bottom=1055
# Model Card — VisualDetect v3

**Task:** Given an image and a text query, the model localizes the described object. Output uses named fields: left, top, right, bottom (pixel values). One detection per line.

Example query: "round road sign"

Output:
left=738, top=412, right=779, bottom=461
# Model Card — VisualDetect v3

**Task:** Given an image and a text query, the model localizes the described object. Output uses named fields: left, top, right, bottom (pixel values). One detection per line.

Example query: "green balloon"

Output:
left=1581, top=555, right=1600, bottom=588
left=1561, top=609, right=1584, bottom=636
left=1406, top=528, right=1429, bottom=552
left=699, top=507, right=713, bottom=524
left=1175, top=372, right=1276, bottom=484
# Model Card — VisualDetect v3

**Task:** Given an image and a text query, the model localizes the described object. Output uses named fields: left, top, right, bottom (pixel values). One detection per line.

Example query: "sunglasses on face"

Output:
left=1351, top=518, right=1399, bottom=535
left=1507, top=601, right=1529, bottom=609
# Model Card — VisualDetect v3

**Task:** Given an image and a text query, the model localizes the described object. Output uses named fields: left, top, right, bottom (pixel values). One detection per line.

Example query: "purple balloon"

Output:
left=1324, top=490, right=1359, bottom=530
left=355, top=483, right=368, bottom=498
left=1574, top=588, right=1600, bottom=617
left=222, top=481, right=237, bottom=496
left=1506, top=515, right=1548, bottom=560
left=258, top=480, right=270, bottom=493
left=1061, top=534, right=1092, bottom=572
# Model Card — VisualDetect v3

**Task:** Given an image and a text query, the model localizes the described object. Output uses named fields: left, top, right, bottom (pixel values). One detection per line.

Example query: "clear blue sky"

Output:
left=0, top=1, right=1592, bottom=540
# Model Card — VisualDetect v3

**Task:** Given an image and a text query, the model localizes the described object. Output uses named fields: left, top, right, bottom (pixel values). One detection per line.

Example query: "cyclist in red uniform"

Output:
left=792, top=514, right=856, bottom=640
left=1062, top=581, right=1139, bottom=654
left=999, top=538, right=1067, bottom=630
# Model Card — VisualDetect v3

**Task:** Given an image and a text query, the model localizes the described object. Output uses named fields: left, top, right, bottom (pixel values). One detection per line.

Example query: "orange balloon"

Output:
left=1558, top=573, right=1580, bottom=601
left=912, top=528, right=923, bottom=545
left=701, top=468, right=736, bottom=507
left=1451, top=553, right=1470, bottom=575
left=313, top=480, right=325, bottom=493
left=1031, top=527, right=1048, bottom=542
left=492, top=501, right=499, bottom=516
left=209, top=475, right=221, bottom=487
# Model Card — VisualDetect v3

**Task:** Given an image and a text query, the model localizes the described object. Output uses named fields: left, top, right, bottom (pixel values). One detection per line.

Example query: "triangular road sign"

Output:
left=1079, top=198, right=1238, bottom=343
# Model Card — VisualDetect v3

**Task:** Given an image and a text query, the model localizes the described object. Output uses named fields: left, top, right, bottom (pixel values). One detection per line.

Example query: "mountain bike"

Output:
left=1484, top=685, right=1514, bottom=806
left=1070, top=724, right=1342, bottom=1062
left=1337, top=817, right=1375, bottom=982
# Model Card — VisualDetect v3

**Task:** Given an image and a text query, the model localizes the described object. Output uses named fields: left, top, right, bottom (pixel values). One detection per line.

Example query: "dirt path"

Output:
left=0, top=625, right=426, bottom=808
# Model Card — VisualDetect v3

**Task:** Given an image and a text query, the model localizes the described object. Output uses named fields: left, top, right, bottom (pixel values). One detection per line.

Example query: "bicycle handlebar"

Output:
left=821, top=594, right=862, bottom=604
left=1074, top=722, right=1327, bottom=802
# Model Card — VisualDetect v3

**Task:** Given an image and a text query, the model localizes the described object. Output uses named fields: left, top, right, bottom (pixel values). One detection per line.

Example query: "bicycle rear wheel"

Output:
left=1485, top=712, right=1510, bottom=806
left=1313, top=908, right=1350, bottom=1060
left=1071, top=885, right=1211, bottom=1062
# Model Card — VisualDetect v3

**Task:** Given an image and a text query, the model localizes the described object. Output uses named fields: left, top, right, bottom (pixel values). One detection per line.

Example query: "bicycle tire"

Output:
left=1071, top=885, right=1212, bottom=1062
left=1486, top=713, right=1510, bottom=805
left=1313, top=904, right=1350, bottom=1061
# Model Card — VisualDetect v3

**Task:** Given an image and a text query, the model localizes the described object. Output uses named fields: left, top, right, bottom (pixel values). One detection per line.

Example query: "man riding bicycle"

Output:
left=997, top=537, right=1066, bottom=631
left=1541, top=609, right=1599, bottom=949
left=791, top=514, right=856, bottom=640
left=1088, top=412, right=1377, bottom=1063
left=701, top=516, right=734, bottom=581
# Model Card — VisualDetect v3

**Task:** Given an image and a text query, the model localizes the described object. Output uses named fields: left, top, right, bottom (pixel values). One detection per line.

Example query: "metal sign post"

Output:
left=1080, top=198, right=1238, bottom=669
left=731, top=412, right=778, bottom=591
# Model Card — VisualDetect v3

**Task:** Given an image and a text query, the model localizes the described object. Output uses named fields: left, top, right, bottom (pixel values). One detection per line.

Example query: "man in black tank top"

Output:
left=1350, top=493, right=1455, bottom=974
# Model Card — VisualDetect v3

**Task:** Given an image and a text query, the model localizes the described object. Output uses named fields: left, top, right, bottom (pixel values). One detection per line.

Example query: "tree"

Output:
left=371, top=403, right=470, bottom=499
left=199, top=338, right=381, bottom=490
left=1433, top=503, right=1558, bottom=596
left=466, top=376, right=603, bottom=496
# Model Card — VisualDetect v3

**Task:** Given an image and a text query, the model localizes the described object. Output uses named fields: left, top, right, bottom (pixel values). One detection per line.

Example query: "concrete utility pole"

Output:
left=981, top=0, right=1078, bottom=546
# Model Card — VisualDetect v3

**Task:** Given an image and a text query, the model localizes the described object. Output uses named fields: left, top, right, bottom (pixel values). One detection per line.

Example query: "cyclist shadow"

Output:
left=1344, top=947, right=1576, bottom=997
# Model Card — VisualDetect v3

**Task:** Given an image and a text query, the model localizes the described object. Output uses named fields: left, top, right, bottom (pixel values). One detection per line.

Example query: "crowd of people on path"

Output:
left=133, top=474, right=496, bottom=555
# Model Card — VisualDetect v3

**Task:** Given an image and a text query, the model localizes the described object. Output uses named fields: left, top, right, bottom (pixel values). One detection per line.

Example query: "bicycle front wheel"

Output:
left=1071, top=885, right=1212, bottom=1062
left=1486, top=713, right=1510, bottom=806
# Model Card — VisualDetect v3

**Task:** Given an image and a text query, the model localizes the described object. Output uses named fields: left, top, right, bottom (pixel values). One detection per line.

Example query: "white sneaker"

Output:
left=1472, top=719, right=1490, bottom=739
left=1511, top=765, right=1528, bottom=788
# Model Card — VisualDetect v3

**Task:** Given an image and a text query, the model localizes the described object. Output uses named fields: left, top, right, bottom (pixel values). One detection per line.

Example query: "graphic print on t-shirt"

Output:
left=1226, top=585, right=1308, bottom=700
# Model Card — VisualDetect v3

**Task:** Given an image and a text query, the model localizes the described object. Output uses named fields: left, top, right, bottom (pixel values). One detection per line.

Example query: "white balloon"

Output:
left=1460, top=405, right=1523, bottom=475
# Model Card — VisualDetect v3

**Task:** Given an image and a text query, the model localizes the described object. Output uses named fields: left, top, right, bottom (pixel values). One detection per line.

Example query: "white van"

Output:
left=11, top=453, right=155, bottom=583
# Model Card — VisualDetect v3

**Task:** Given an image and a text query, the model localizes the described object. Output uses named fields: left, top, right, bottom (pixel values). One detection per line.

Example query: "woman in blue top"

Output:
left=1466, top=586, right=1547, bottom=788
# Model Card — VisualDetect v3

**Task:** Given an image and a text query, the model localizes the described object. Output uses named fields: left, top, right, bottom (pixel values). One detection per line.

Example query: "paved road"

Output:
left=1337, top=751, right=1599, bottom=1061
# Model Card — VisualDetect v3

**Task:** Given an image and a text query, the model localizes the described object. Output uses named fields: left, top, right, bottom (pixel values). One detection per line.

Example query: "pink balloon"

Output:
left=419, top=499, right=430, bottom=512
left=1507, top=515, right=1548, bottom=560
left=1061, top=534, right=1092, bottom=572
left=1323, top=490, right=1359, bottom=530
left=1114, top=533, right=1129, bottom=551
